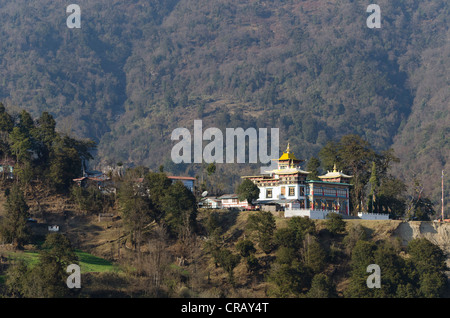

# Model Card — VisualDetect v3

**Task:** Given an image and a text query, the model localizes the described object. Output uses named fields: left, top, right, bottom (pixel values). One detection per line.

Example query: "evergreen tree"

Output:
left=236, top=178, right=260, bottom=205
left=368, top=161, right=379, bottom=213
left=325, top=212, right=346, bottom=236
left=215, top=248, right=241, bottom=284
left=0, top=103, right=14, bottom=133
left=246, top=211, right=276, bottom=254
left=307, top=273, right=337, bottom=298
left=319, top=135, right=378, bottom=214
left=301, top=234, right=327, bottom=274
left=162, top=181, right=198, bottom=238
left=236, top=239, right=256, bottom=258
left=287, top=216, right=316, bottom=244
left=344, top=240, right=377, bottom=298
left=9, top=126, right=32, bottom=164
left=0, top=185, right=30, bottom=249
left=17, top=110, right=35, bottom=136
left=118, top=177, right=154, bottom=254
left=6, top=233, right=78, bottom=298
left=306, top=157, right=321, bottom=181
left=267, top=262, right=312, bottom=298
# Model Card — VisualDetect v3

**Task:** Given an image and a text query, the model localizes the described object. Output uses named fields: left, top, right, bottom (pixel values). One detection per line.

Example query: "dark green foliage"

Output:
left=162, top=181, right=198, bottom=238
left=325, top=213, right=346, bottom=236
left=307, top=274, right=337, bottom=298
left=306, top=157, right=321, bottom=181
left=5, top=233, right=78, bottom=298
left=70, top=185, right=107, bottom=214
left=407, top=238, right=447, bottom=276
left=246, top=211, right=276, bottom=254
left=117, top=176, right=154, bottom=251
left=215, top=248, right=241, bottom=284
left=287, top=216, right=316, bottom=243
left=236, top=178, right=260, bottom=204
left=320, top=135, right=378, bottom=213
left=0, top=185, right=30, bottom=248
left=236, top=239, right=256, bottom=258
left=143, top=171, right=172, bottom=218
left=267, top=262, right=312, bottom=298
left=345, top=238, right=448, bottom=298
left=0, top=103, right=14, bottom=133
left=0, top=107, right=95, bottom=192
left=301, top=234, right=327, bottom=274
left=377, top=176, right=407, bottom=219
left=342, top=223, right=369, bottom=254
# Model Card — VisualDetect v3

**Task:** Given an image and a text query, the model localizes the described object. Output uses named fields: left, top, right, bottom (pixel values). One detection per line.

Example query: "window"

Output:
left=281, top=187, right=286, bottom=196
left=289, top=187, right=295, bottom=196
left=266, top=189, right=273, bottom=198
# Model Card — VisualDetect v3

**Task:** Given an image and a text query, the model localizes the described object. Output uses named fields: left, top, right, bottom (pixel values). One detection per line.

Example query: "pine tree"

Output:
left=237, top=178, right=260, bottom=205
left=0, top=185, right=30, bottom=248
left=306, top=157, right=321, bottom=181
left=368, top=161, right=379, bottom=213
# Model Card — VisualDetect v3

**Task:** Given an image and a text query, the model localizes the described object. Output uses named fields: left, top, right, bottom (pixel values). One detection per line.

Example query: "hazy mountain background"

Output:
left=0, top=0, right=448, bottom=208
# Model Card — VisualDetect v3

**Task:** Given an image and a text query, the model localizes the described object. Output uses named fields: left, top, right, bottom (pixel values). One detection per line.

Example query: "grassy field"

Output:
left=5, top=249, right=120, bottom=274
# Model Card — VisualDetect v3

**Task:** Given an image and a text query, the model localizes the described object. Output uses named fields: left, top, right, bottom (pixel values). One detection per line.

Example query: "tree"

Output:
left=0, top=103, right=14, bottom=133
left=17, top=110, right=35, bottom=136
left=236, top=178, right=260, bottom=205
left=46, top=135, right=95, bottom=192
left=325, top=213, right=346, bottom=236
left=215, top=248, right=241, bottom=284
left=8, top=233, right=78, bottom=298
left=407, top=238, right=447, bottom=275
left=274, top=227, right=298, bottom=250
left=319, top=135, right=378, bottom=214
left=162, top=181, right=198, bottom=238
left=307, top=273, right=336, bottom=298
left=306, top=157, right=321, bottom=181
left=70, top=184, right=105, bottom=214
left=143, top=171, right=172, bottom=220
left=300, top=234, right=327, bottom=274
left=236, top=239, right=256, bottom=258
left=4, top=259, right=29, bottom=297
left=246, top=211, right=276, bottom=254
left=287, top=216, right=316, bottom=244
left=9, top=126, right=32, bottom=164
left=367, top=161, right=379, bottom=213
left=118, top=177, right=154, bottom=264
left=145, top=224, right=172, bottom=296
left=206, top=162, right=216, bottom=176
left=344, top=240, right=377, bottom=298
left=377, top=176, right=407, bottom=219
left=0, top=185, right=30, bottom=249
left=267, top=262, right=311, bottom=297
left=343, top=223, right=368, bottom=255
left=371, top=241, right=407, bottom=298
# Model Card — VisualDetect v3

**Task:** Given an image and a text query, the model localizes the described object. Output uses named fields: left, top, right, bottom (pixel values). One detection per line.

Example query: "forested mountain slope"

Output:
left=0, top=0, right=447, bottom=204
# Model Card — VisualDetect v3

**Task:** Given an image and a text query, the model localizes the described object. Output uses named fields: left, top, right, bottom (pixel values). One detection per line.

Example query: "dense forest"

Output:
left=0, top=0, right=448, bottom=209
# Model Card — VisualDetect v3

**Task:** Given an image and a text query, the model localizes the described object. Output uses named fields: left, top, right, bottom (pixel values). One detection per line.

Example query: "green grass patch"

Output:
left=75, top=250, right=120, bottom=273
left=6, top=249, right=120, bottom=274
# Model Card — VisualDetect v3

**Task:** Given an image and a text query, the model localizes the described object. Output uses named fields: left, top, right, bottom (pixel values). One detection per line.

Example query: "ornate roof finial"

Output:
left=286, top=143, right=290, bottom=153
left=333, top=163, right=337, bottom=172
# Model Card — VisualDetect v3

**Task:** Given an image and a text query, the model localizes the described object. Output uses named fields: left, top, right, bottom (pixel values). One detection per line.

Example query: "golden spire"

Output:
left=286, top=143, right=290, bottom=153
left=333, top=163, right=337, bottom=172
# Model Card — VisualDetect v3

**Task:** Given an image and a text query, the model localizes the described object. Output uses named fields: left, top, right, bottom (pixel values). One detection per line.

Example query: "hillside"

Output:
left=0, top=0, right=447, bottom=206
left=4, top=196, right=450, bottom=298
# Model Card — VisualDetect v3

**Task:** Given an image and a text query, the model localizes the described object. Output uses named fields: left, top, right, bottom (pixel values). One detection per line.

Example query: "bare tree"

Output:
left=145, top=224, right=172, bottom=296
